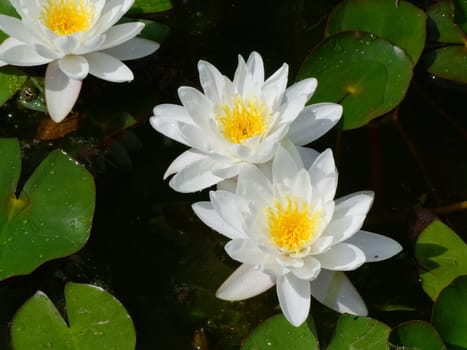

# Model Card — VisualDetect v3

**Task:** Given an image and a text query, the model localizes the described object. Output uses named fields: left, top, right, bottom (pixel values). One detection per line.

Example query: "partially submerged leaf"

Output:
left=128, top=0, right=172, bottom=15
left=389, top=320, right=447, bottom=350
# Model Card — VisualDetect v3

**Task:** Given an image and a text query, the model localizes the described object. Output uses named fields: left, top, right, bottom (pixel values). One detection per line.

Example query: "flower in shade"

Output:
left=150, top=51, right=342, bottom=193
left=192, top=144, right=402, bottom=326
left=0, top=0, right=159, bottom=122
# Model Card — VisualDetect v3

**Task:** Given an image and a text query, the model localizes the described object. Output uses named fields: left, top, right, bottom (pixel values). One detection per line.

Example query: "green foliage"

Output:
left=10, top=282, right=136, bottom=350
left=327, top=314, right=390, bottom=350
left=427, top=1, right=465, bottom=43
left=389, top=321, right=447, bottom=350
left=326, top=0, right=426, bottom=63
left=240, top=314, right=319, bottom=350
left=0, top=138, right=95, bottom=280
left=128, top=0, right=172, bottom=15
left=432, top=276, right=467, bottom=350
left=0, top=67, right=27, bottom=106
left=415, top=220, right=467, bottom=301
left=297, top=31, right=412, bottom=130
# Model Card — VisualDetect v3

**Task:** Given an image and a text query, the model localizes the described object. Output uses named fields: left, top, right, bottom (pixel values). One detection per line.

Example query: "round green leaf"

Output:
left=427, top=1, right=465, bottom=44
left=128, top=0, right=172, bottom=15
left=432, top=276, right=467, bottom=349
left=11, top=282, right=136, bottom=349
left=326, top=0, right=426, bottom=63
left=240, top=314, right=319, bottom=350
left=0, top=67, right=28, bottom=106
left=415, top=219, right=467, bottom=301
left=424, top=45, right=467, bottom=84
left=453, top=0, right=467, bottom=33
left=327, top=314, right=390, bottom=350
left=0, top=138, right=95, bottom=280
left=389, top=320, right=447, bottom=350
left=297, top=31, right=413, bottom=130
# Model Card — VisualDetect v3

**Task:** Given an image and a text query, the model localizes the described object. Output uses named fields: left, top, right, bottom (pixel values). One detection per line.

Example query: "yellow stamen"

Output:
left=217, top=96, right=270, bottom=144
left=41, top=0, right=95, bottom=36
left=266, top=196, right=321, bottom=254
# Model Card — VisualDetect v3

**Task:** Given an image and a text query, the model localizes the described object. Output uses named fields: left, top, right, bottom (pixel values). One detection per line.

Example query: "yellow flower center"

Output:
left=217, top=96, right=271, bottom=144
left=41, top=0, right=95, bottom=36
left=267, top=197, right=321, bottom=254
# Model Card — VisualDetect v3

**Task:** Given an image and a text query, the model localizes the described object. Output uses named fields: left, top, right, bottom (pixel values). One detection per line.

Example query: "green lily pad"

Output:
left=10, top=282, right=136, bottom=349
left=432, top=276, right=467, bottom=349
left=415, top=219, right=467, bottom=301
left=128, top=0, right=172, bottom=15
left=0, top=67, right=28, bottom=106
left=326, top=0, right=426, bottom=63
left=241, top=314, right=319, bottom=350
left=327, top=314, right=390, bottom=350
left=389, top=320, right=447, bottom=350
left=453, top=0, right=467, bottom=33
left=297, top=31, right=413, bottom=130
left=0, top=138, right=95, bottom=280
left=427, top=1, right=466, bottom=43
left=424, top=45, right=467, bottom=84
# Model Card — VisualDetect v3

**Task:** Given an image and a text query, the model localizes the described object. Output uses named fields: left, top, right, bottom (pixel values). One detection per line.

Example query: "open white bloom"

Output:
left=150, top=51, right=342, bottom=193
left=192, top=144, right=402, bottom=326
left=0, top=0, right=159, bottom=122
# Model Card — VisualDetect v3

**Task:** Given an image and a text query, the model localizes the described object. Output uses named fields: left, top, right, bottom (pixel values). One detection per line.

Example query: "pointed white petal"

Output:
left=262, top=63, right=288, bottom=106
left=308, top=148, right=338, bottom=202
left=45, top=61, right=82, bottom=122
left=99, top=22, right=145, bottom=50
left=53, top=36, right=79, bottom=53
left=272, top=144, right=301, bottom=186
left=0, top=14, right=35, bottom=44
left=225, top=239, right=265, bottom=265
left=315, top=243, right=366, bottom=271
left=150, top=104, right=194, bottom=146
left=296, top=146, right=319, bottom=169
left=0, top=38, right=51, bottom=66
left=288, top=103, right=342, bottom=146
left=86, top=52, right=133, bottom=82
left=216, top=264, right=275, bottom=301
left=163, top=149, right=207, bottom=179
left=102, top=37, right=159, bottom=61
left=210, top=190, right=247, bottom=235
left=236, top=164, right=272, bottom=200
left=246, top=51, right=264, bottom=83
left=292, top=256, right=321, bottom=280
left=178, top=86, right=214, bottom=128
left=198, top=60, right=226, bottom=104
left=58, top=55, right=89, bottom=80
left=168, top=157, right=224, bottom=192
left=346, top=230, right=402, bottom=262
left=277, top=274, right=311, bottom=327
left=310, top=270, right=367, bottom=315
left=284, top=78, right=317, bottom=103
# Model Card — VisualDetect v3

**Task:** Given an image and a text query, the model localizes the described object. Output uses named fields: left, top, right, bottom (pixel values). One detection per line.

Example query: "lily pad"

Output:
left=128, top=0, right=172, bottom=15
left=415, top=219, right=467, bottom=301
left=0, top=138, right=95, bottom=280
left=0, top=67, right=28, bottom=106
left=453, top=0, right=467, bottom=32
left=297, top=31, right=413, bottom=130
left=432, top=276, right=467, bottom=349
left=389, top=320, right=447, bottom=350
left=427, top=1, right=466, bottom=43
left=424, top=45, right=467, bottom=84
left=10, top=282, right=136, bottom=349
left=241, top=314, right=319, bottom=350
left=326, top=0, right=426, bottom=63
left=327, top=314, right=390, bottom=350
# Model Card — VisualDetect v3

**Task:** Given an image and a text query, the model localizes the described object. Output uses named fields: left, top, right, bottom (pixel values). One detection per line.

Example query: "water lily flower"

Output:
left=150, top=51, right=342, bottom=193
left=192, top=145, right=402, bottom=326
left=0, top=0, right=159, bottom=122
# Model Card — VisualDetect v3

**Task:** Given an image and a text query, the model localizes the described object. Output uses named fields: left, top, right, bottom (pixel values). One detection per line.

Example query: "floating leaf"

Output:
left=427, top=1, right=465, bottom=43
left=241, top=314, right=319, bottom=350
left=326, top=0, right=426, bottom=63
left=10, top=282, right=136, bottom=349
left=424, top=45, right=467, bottom=84
left=415, top=219, right=467, bottom=301
left=432, top=276, right=467, bottom=349
left=327, top=314, right=390, bottom=350
left=389, top=320, right=447, bottom=350
left=128, top=0, right=172, bottom=15
left=453, top=0, right=467, bottom=33
left=0, top=67, right=28, bottom=106
left=297, top=31, right=412, bottom=130
left=0, top=138, right=95, bottom=280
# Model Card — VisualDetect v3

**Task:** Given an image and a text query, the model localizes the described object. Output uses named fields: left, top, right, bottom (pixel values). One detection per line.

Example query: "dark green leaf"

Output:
left=297, top=31, right=413, bottom=130
left=241, top=314, right=319, bottom=350
left=327, top=314, right=390, bottom=350
left=0, top=139, right=95, bottom=280
left=326, top=0, right=426, bottom=63
left=453, top=0, right=467, bottom=33
left=432, top=276, right=467, bottom=350
left=427, top=1, right=465, bottom=43
left=0, top=67, right=28, bottom=106
left=415, top=219, right=467, bottom=301
left=10, top=282, right=136, bottom=349
left=424, top=45, right=467, bottom=84
left=389, top=320, right=447, bottom=350
left=128, top=0, right=172, bottom=15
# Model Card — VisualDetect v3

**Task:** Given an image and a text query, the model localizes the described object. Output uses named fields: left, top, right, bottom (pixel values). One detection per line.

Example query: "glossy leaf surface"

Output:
left=389, top=320, right=447, bottom=350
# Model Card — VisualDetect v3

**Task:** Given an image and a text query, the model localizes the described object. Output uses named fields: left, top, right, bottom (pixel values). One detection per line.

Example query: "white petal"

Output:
left=216, top=264, right=275, bottom=301
left=58, top=55, right=89, bottom=80
left=262, top=63, right=288, bottom=106
left=315, top=243, right=366, bottom=271
left=278, top=93, right=309, bottom=123
left=0, top=38, right=51, bottom=66
left=45, top=61, right=82, bottom=123
left=272, top=144, right=301, bottom=186
left=178, top=86, right=214, bottom=128
left=177, top=123, right=214, bottom=152
left=225, top=239, right=265, bottom=265
left=308, top=149, right=338, bottom=202
left=192, top=201, right=245, bottom=239
left=73, top=34, right=106, bottom=55
left=0, top=14, right=35, bottom=44
left=277, top=274, right=311, bottom=327
left=168, top=157, right=225, bottom=192
left=99, top=22, right=145, bottom=50
left=284, top=78, right=317, bottom=103
left=345, top=230, right=402, bottom=262
left=150, top=104, right=194, bottom=146
left=292, top=256, right=321, bottom=280
left=297, top=146, right=319, bottom=169
left=288, top=103, right=342, bottom=146
left=95, top=0, right=133, bottom=33
left=102, top=37, right=159, bottom=61
left=236, top=164, right=272, bottom=203
left=210, top=190, right=246, bottom=235
left=246, top=51, right=264, bottom=83
left=53, top=36, right=79, bottom=53
left=85, top=52, right=133, bottom=82
left=198, top=60, right=226, bottom=104
left=233, top=54, right=250, bottom=96
left=163, top=149, right=207, bottom=179
left=310, top=270, right=367, bottom=315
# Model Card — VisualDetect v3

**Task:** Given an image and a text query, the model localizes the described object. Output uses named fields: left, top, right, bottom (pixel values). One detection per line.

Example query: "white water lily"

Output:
left=150, top=51, right=342, bottom=193
left=0, top=0, right=159, bottom=122
left=192, top=144, right=402, bottom=326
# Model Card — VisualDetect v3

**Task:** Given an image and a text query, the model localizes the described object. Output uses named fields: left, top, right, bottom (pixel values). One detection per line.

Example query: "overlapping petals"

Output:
left=192, top=144, right=402, bottom=326
left=0, top=0, right=160, bottom=122
left=151, top=51, right=343, bottom=193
